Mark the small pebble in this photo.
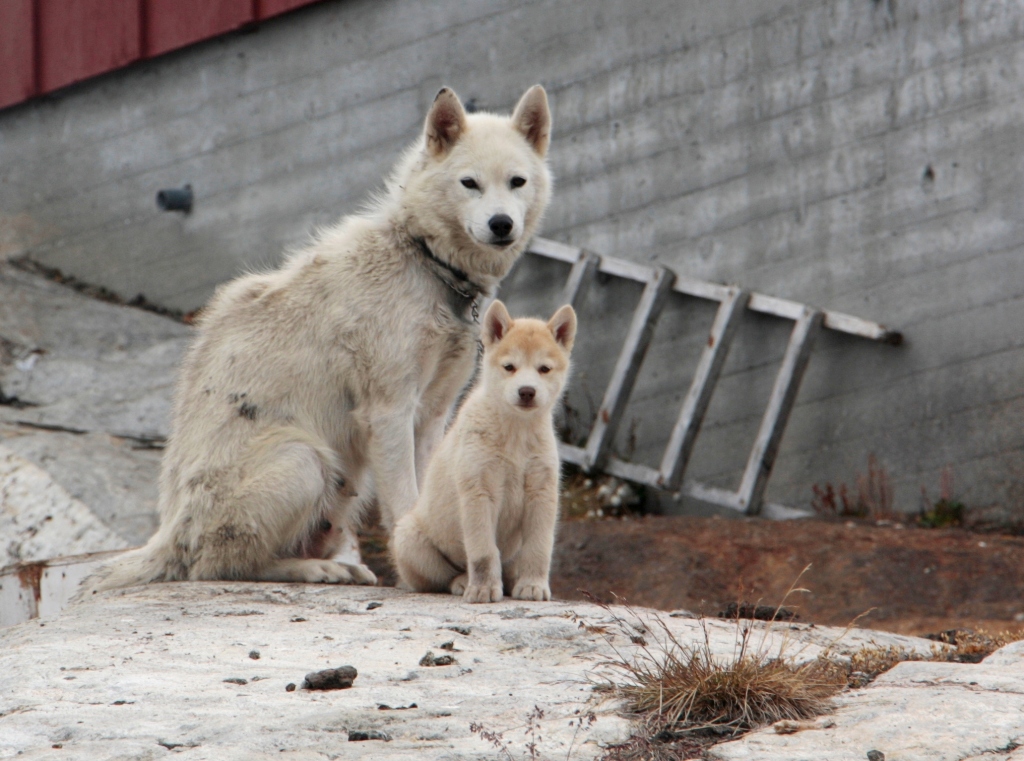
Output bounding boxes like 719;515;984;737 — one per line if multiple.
248;650;260;660
348;730;391;742
366;601;383;610
285;683;296;692
867;751;885;761
419;651;456;667
223;677;247;685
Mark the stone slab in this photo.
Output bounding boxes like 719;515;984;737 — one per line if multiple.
0;584;940;760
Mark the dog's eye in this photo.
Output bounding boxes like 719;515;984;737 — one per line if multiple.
461;178;479;190
538;365;551;374
510;176;527;188
503;363;515;373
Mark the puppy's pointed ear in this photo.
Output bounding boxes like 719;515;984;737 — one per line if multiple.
482;300;512;348
548;304;577;352
425;88;467;158
512;85;551;157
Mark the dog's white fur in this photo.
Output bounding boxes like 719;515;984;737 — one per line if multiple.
392;300;576;603
79;86;552;595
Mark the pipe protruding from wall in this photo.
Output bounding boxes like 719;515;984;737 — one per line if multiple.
156;185;193;213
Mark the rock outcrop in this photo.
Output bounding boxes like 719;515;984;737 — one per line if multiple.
6;583;1018;761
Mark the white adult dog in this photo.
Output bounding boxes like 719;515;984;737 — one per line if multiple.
80;85;552;595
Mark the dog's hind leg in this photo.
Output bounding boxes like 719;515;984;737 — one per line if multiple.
391;513;460;593
187;434;375;585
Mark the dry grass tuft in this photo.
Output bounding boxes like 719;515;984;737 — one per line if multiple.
609;635;845;735
942;628;1024;662
588;578;847;744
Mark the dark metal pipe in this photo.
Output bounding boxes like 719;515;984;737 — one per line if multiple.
156;185;193;213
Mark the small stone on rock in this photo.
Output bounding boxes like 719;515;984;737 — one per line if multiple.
223;677;247;685
366;601;382;610
248;650;260;660
867;751;885;761
285;683;296;692
302;666;358;690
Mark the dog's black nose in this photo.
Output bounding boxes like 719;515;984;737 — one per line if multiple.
518;386;536;403
489;214;514;238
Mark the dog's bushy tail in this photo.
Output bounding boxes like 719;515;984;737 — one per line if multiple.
72;545;171;602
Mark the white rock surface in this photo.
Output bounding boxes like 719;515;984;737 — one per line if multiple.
0;583;955;761
710;643;1024;761
0;444;128;567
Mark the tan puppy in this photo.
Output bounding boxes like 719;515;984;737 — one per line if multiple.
393;300;576;603
77;86;552;596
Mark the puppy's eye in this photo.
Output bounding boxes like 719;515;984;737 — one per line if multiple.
503;363;516;373
461;178;479;190
538;365;551;374
510;176;527;188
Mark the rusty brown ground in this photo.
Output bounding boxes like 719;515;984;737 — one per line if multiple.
362;514;1024;637
549;515;1024;636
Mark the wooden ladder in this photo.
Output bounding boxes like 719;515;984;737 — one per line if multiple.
501;237;902;519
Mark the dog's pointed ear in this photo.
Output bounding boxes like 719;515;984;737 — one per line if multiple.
425;87;467;158
548;304;576;352
512;85;551;157
482;300;512;348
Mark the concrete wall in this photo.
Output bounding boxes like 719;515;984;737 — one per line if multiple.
1;0;1023;515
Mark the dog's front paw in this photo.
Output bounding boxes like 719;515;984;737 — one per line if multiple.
512;579;550;601
345;562;378;586
463;581;503;604
302;559;377;585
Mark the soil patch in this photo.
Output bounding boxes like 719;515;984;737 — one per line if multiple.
548;515;1024;636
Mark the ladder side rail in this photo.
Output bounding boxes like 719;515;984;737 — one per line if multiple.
583;266;675;470
560;251;600;308
736;308;824;515
658;287;750;490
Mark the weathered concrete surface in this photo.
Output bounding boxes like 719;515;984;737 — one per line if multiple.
0;426;161;546
0;584;948;760
0;262;182;549
0;263;189;440
0;445;128;567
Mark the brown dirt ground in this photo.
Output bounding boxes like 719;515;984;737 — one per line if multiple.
362;514;1024;637
549;515;1024;636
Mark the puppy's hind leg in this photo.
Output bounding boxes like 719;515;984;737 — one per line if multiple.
391;514;460;593
188;434;375;585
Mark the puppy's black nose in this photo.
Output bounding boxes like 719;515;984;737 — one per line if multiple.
518;386;536;403
489;214;514;238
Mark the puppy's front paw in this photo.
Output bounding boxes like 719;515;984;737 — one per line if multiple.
450;573;468;596
512;579;550;601
463;581;503;604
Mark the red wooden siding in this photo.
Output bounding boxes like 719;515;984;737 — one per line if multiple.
146;0;254;57
0;0;327;110
0;0;35;108
257;0;321;17
38;0;142;93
